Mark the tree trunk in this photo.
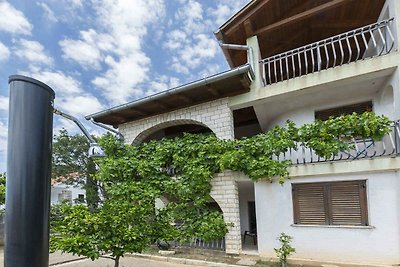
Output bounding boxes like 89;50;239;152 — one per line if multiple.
85;159;100;212
114;255;120;267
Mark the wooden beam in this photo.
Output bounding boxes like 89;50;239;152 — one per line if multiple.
254;0;348;36
129;107;148;116
310;21;367;30
224;0;272;35
263;27;308;57
155;100;171;110
206;85;220;97
176;94;192;103
107;114;127;125
240;76;251;88
243;19;254;36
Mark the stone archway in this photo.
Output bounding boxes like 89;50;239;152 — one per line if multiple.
132;119;210;145
118;98;235;145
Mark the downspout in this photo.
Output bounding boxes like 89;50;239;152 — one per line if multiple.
218;43;255;80
89;118;124;142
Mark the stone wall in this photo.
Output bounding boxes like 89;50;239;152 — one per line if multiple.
119;98;234;144
211;171;242;254
118;98;244;254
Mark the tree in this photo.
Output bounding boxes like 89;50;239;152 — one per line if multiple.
52;129;100;209
0;173;5;205
50;112;391;267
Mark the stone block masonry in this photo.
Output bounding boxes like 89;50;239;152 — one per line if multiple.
118;98;243;254
211;171;242;255
119;98;234;144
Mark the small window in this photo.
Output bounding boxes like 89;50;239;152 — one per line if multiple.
58;190;72;204
315;101;373;121
292;180;368;226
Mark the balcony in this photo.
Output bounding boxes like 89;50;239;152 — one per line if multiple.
274;121;400;166
260;18;396;86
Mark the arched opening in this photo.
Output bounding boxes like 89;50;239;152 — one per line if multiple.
155;195;226;251
143;124;212;143
133;119;213;145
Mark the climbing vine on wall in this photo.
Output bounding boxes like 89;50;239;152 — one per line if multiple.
96;111;390;238
51;112;390;265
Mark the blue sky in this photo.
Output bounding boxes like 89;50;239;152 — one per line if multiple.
0;0;250;172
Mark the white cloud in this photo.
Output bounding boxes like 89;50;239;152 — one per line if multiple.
209;1;249;27
89;0;165;104
0;120;6;173
175;0;204;34
37;2;58;23
0;42;10;62
15;39;53;66
0;96;9;112
67;0;83;8
0;1;32;35
146;75;180;96
57;94;103;117
58;0;166;105
166;32;219;74
164;30;186;50
0;120;8;155
208;4;232;26
59;29;105;69
24;69;104;117
161;0;250;79
28;70;82;95
181;34;218;67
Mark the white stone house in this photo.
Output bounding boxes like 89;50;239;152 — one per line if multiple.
87;0;400;265
50;183;86;205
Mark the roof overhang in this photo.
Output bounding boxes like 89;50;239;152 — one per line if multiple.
215;0;385;68
86;64;252;127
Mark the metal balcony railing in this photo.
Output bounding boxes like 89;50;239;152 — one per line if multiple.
274;120;400;165
172;237;225;251
261;18;396;86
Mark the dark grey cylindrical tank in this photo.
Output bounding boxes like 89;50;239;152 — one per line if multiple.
5;75;55;267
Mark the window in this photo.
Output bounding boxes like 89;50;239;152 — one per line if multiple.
292;180;368;226
58;189;72;204
315;101;373;121
78;194;85;202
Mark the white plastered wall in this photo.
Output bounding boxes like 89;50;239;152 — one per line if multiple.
255;171;400;265
266;71;398;130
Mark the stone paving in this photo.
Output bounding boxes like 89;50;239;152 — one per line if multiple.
50;256;190;267
0;249;251;267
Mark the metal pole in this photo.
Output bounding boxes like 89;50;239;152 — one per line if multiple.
5;75;55;267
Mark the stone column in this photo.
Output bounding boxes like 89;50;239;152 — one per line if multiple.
211;171;242;254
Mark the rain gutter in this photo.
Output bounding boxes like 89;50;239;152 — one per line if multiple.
85;64;252;122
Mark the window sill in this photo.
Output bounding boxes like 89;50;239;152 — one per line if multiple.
291;224;375;229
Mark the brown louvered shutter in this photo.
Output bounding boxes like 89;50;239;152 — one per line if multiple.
292;183;327;225
292;180;368;226
330;180;368;226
